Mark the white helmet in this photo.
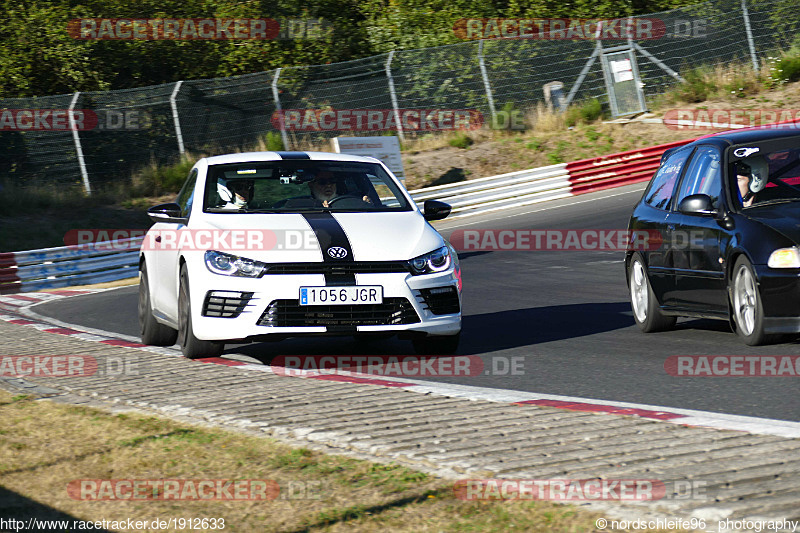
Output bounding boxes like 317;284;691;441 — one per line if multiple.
743;156;769;194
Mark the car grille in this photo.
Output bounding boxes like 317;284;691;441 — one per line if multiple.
259;262;409;275
416;287;460;315
257;298;420;327
202;291;255;318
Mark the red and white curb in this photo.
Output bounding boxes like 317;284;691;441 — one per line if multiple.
3;288;800;439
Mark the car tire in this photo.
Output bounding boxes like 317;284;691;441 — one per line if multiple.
731;256;771;346
412;332;460;355
138;261;178;346
628;253;676;333
179;264;224;359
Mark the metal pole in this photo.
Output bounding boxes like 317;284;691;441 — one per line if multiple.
565;47;600;107
633;43;685;83
741;0;759;72
385;51;405;143
169;80;185;154
68;92;92;195
271;68;291;150
478;40;497;125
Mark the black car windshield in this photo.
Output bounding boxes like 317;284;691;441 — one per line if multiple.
202;160;411;213
731;142;800;209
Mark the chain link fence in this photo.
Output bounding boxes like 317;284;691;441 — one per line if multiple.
0;0;796;192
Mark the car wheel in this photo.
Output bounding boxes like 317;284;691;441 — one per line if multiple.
179;264;224;359
412;332;460;355
731;257;770;346
138;261;178;346
628;253;676;333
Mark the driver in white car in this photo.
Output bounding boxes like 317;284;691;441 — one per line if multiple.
308;171;372;207
308;171;338;207
220;179;255;209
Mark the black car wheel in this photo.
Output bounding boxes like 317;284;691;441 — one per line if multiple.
179;264;224;359
731;256;770;346
138;261;178;346
628;253;676;333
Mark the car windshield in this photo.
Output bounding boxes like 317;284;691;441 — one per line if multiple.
202;160;411;213
731;141;800;209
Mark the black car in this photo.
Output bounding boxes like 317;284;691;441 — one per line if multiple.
626;127;800;345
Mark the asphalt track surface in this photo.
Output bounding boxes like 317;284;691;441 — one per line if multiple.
35;183;800;422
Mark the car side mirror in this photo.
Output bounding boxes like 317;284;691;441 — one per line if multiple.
423;200;452;221
678;194;716;216
147;203;187;224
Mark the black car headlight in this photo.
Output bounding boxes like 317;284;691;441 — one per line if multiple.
204;250;266;277
408;246;451;275
767;247;800;268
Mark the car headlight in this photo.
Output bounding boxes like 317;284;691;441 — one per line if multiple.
204;250;266;277
767;247;800;268
408;246;451;275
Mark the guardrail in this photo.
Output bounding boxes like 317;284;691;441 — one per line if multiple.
0;138;695;294
0;237;142;294
407;138;695;218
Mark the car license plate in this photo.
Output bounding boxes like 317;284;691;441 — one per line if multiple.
300;286;383;305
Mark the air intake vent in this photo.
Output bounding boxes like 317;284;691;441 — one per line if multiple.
202;291;254;318
417;287;460;315
257;298;420;327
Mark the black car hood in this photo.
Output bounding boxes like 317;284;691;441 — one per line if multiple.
745;202;800;244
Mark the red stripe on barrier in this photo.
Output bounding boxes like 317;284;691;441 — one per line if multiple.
43;327;83;335
45;290;90;296
565;139;697;195
565;139;693;173
515;399;686;420
306;374;412;387
572;172;657;195
197;357;247;366
569;159;661;182
0;252;16;269
8;319;36;325
7;295;41;302
101;339;147;348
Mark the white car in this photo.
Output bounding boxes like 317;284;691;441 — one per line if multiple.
138;151;462;359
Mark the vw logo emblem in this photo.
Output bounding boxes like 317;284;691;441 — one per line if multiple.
327;247;348;259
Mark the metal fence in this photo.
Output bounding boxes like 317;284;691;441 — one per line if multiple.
0;0;795;192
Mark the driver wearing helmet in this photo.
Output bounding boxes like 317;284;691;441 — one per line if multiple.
736;156;768;208
220;179;255;209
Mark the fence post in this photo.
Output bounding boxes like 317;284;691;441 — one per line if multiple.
169;81;186;155
741;0;759;72
478;40;497;125
271;68;291;150
385;51;405;143
68;92;92;195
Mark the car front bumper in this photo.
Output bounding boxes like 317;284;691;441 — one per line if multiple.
186;260;462;341
754;265;800;333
